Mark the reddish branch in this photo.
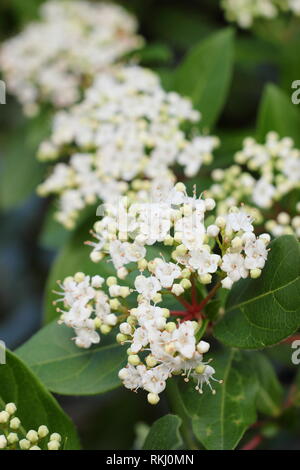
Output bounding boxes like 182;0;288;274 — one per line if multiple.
241;434;263;450
170;282;221;321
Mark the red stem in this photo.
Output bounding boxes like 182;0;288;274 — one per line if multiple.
197;282;221;312
241;434;263;450
282;334;300;344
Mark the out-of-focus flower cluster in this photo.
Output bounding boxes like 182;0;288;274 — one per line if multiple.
0;402;62;450
221;0;300;28
0;0;143;115
55;182;270;403
207;132;300;239
37;66;218;229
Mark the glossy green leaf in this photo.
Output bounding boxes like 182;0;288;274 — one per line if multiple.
1;110;51;209
143;414;183;450
256;84;300;146
173;28;234;129
214;236;300;349
17;321;126;396
0;349;80;449
178;348;258;450
251;352;284;417
43;215;115;323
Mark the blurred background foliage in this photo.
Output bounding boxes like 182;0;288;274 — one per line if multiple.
0;0;300;449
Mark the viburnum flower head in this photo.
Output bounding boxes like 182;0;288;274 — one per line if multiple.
0;0;143;115
55;182;270;403
37;65;219;228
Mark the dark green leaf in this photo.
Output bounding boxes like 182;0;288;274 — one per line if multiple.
214;236;300;349
1;110;51;209
17;321;126;396
251;352;284;417
143;414;183;450
43;215;115;323
178;348;258;450
0;349;80;449
256;84;300;146
173;28;235;129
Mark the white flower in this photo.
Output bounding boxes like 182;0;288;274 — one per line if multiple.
131;327;149;353
135;275;161;300
154;260;181;288
221;252;248;282
141;365;168;394
226;210;254;233
189;248;220;275
244;238;268;269
252;178;276;209
172;322;196;359
74;324;100;349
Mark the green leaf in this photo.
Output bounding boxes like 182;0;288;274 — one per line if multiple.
1;110;51;209
143;414;183;450
214;236;300;349
178;348;258;450
0;349;80;449
251;352;284;417
256;84;300;146
173;28;235;129
43;215;115;323
17;321;126;396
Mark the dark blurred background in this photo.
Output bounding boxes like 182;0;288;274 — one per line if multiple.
1;0;300;449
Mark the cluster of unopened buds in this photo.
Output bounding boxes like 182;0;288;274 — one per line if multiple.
0;0;143;115
206;132;300;240
0;403;62;450
37;65;218;228
221;0;300;28
55;182;270;403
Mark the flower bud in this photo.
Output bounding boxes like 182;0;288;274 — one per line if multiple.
120;322;132;335
118;368;129;380
152;293;162;304
19;439;31;450
146;355;157;368
38;425;49;439
5;403;17;415
47;440;60;450
120;286;131;298
50;433;61;442
117;267;128;279
147;393;160;405
197;340;210;354
165;322;176;333
90;251;103;263
107;276;117;286
195;364;206;374
26;430;38;443
0;411;10;424
205;198;216;211
116;333;128;344
137;258;148;271
10;417;21;430
216;216;226;228
207;224;219;237
74;272;85;283
180;279;192;289
199;274;212;285
7;432;18;444
29;445;41;450
0;435;7;449
221;277;233;289
128;355;140;366
100;324;112;334
109;298;120;310
250;268;262;279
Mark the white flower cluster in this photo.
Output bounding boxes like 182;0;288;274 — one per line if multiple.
221;0;300;28
266;203;300;239
207;132;300;239
54;272;126;348
0;0;142;115
37;66;218;228
55;182;270;402
0;402;62;450
88;182;270;289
